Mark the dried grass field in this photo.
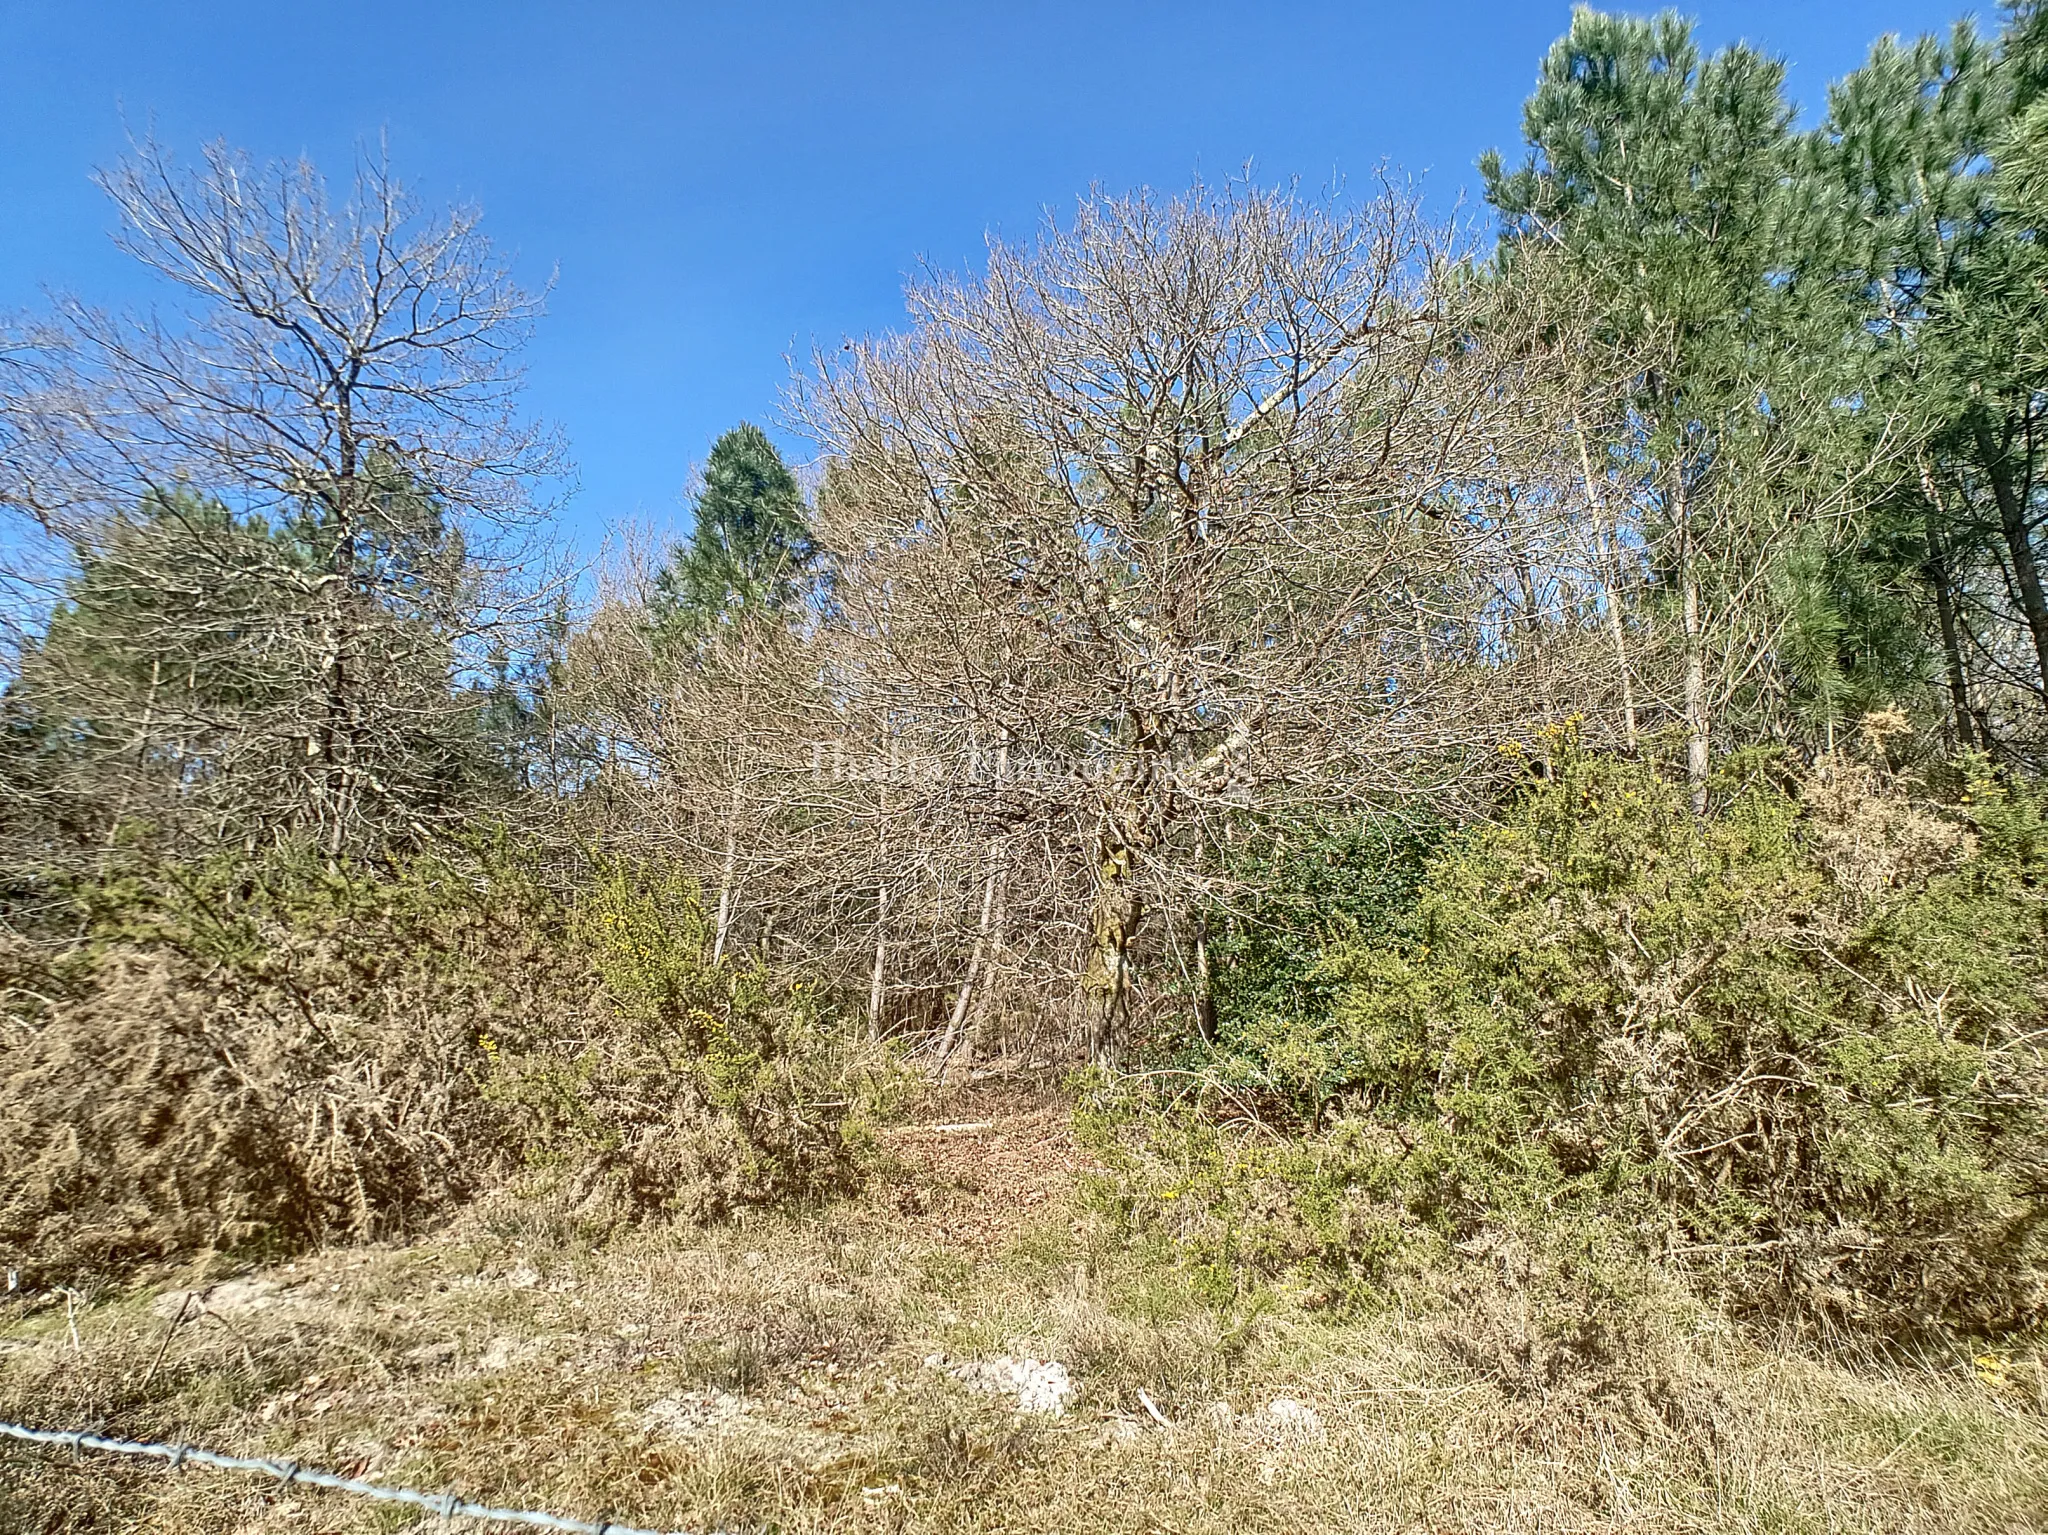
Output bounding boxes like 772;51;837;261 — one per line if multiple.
4;1079;2045;1535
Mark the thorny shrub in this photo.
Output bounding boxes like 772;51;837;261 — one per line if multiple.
0;842;876;1286
1;841;572;1283
1088;726;2048;1338
484;861;876;1226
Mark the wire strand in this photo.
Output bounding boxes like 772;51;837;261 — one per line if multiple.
0;1419;712;1535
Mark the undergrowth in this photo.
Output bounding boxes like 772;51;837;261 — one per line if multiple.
1086;727;2048;1339
0;839;881;1287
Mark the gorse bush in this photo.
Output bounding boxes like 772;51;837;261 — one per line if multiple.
1076;1092;1429;1309
0;843;875;1284
487;861;874;1224
0;840;575;1282
1090;731;2048;1335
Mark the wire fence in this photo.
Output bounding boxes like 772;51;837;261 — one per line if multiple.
0;1419;713;1535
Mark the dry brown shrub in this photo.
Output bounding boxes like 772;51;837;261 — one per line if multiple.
1431;1224;1727;1444
0;850;878;1289
539;1076;870;1232
0;938;507;1284
1802;733;1973;897
0;946;311;1274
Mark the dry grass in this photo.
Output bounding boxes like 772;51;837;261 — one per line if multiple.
4;1083;2045;1534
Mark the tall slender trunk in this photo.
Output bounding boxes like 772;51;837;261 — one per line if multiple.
1191;915;1217;1044
982;839;1010;1038
1575;418;1637;749
1929;532;1978;753
1972;417;2048;698
867;766;890;1043
867;878;888;1044
1675;469;1709;813
322;400;361;860
934;840;1002;1080
1919;459;1978;751
711;680;750;964
1410;587;1435;678
107;656;163;847
711;780;741;965
1513;556;1542;641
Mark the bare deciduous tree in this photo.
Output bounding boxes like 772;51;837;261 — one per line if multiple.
0;140;566;857
798;181;1570;1062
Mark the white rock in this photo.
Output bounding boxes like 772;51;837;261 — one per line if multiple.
949;1355;1075;1416
1259;1397;1325;1439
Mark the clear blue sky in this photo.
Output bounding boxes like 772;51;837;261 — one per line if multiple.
0;1;1977;553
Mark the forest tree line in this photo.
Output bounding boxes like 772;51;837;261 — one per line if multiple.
3;7;2047;1331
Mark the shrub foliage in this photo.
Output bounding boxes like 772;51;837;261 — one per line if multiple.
1089;734;2048;1334
0;843;872;1284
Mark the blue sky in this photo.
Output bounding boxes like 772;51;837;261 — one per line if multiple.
0;1;1977;553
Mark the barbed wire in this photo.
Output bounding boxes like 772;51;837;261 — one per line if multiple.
0;1419;712;1535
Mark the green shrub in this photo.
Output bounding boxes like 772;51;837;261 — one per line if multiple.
1095;733;2048;1335
1203;813;1442;1043
1076;1079;1433;1307
483;859;875;1225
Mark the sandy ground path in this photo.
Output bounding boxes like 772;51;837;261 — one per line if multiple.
879;1080;1095;1254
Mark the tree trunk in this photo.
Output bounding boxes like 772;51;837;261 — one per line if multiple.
867;878;888;1043
1081;825;1142;1067
867;763;890;1042
1973;416;2048;698
106;655;162;847
1675;469;1709;812
710;780;741;965
1513;555;1542;642
1575;418;1637;749
1920;462;1978;752
933;840;1002;1080
1191;914;1217;1044
321;403;362;861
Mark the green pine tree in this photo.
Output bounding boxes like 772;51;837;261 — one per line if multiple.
1484;7;1903;780
1810;6;2048;755
650;423;815;647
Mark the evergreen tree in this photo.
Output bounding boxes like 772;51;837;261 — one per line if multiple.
1802;22;2004;750
650;423;815;645
1485;7;1898;785
1811;7;2048;757
1;475;536;862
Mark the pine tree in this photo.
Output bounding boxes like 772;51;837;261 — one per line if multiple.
1802;22;2003;750
1486;7;1901;785
1811;7;2048;756
1;479;531;861
650;423;815;645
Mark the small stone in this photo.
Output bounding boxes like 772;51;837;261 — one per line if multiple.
1260;1397;1324;1439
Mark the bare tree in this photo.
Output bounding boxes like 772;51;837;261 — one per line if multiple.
0;139;566;857
798;181;1571;1063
